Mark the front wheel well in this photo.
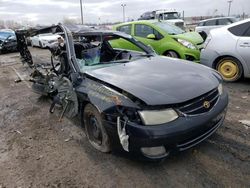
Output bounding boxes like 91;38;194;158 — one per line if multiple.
163;50;180;58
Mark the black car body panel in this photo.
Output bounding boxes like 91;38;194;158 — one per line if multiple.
16;24;229;160
86;56;221;105
103;92;227;154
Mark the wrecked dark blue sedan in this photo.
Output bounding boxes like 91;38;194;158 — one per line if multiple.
16;24;228;160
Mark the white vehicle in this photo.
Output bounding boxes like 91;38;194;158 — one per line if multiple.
195;17;236;40
138;9;185;29
155;10;185;29
201;18;250;82
30;33;61;48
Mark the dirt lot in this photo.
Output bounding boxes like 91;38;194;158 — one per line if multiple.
0;49;249;188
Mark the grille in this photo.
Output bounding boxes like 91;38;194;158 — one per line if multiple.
178;88;219;115
175;22;184;27
177;113;224;151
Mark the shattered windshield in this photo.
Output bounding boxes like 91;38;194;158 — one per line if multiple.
154;22;185;35
74;34;153;72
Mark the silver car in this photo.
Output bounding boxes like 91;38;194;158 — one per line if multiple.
201;18;250;82
195;17;236;40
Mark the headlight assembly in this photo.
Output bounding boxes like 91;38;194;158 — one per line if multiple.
177;39;196;50
138;109;178;125
218;83;223;95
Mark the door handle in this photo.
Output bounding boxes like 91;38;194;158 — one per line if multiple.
240;42;250;47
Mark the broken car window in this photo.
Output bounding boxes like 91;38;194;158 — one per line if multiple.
74;34;151;72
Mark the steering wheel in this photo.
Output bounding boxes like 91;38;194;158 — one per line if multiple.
112;50;128;61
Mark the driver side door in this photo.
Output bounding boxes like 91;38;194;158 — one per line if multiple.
133;24;163;54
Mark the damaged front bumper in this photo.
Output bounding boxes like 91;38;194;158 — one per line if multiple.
103;91;228;160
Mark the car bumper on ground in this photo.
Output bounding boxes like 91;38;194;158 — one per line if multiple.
104;91;228;160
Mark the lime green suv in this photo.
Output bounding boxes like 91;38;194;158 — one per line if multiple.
113;20;204;62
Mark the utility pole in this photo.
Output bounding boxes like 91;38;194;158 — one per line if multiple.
80;0;83;24
227;0;233;16
121;4;126;22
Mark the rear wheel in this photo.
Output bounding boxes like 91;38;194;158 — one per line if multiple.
216;57;243;82
83;104;111;153
164;51;179;58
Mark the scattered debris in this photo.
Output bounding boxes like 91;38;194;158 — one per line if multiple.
36;155;43;160
14;78;22;83
64;136;72;142
236;106;240;109
239;120;250;130
241;96;248;99
15;130;22;135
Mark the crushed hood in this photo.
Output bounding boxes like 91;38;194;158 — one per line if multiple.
86;56;220;106
172;32;204;45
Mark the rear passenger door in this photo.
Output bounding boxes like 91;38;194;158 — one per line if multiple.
133;24;163;53
236;23;250;71
229;21;250;72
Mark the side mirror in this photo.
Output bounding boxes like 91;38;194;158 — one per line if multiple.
146;34;156;40
178;13;181;18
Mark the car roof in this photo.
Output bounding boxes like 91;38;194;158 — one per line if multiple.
199;17;235;23
116;20;163;27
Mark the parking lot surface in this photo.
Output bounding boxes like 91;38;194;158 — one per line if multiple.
0;49;249;188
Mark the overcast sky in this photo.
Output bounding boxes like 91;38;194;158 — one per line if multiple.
0;0;249;25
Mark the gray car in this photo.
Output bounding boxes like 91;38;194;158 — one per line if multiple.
195;17;236;40
201;18;250;82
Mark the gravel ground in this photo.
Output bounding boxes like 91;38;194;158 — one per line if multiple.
0;49;249;188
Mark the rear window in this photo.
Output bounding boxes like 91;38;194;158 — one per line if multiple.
117;25;132;35
228;22;250;36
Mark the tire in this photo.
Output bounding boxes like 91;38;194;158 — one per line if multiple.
83;104;111;153
164;51;179;58
216;57;243;82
